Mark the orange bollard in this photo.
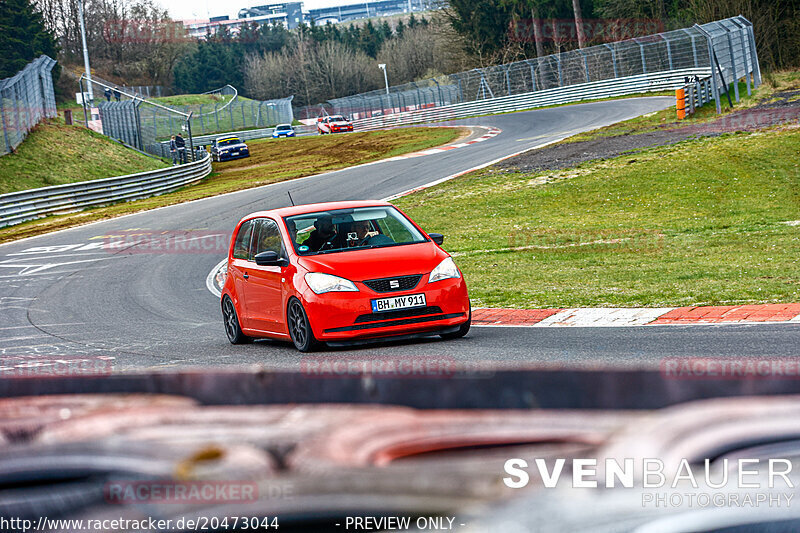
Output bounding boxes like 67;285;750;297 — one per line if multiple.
676;88;686;119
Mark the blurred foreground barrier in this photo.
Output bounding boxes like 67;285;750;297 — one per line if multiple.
3;366;800;409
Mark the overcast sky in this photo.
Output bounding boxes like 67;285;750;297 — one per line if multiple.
167;0;365;21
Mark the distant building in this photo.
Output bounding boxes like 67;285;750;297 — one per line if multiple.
239;2;303;28
182;0;436;39
306;0;431;25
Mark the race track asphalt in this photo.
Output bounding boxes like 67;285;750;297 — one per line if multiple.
1;96;797;372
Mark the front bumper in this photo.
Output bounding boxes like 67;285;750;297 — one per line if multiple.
302;275;469;341
217;150;249;161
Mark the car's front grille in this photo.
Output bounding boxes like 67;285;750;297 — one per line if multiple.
354;306;443;324
363;274;422;293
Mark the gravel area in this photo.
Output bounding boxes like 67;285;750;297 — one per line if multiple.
498;90;800;173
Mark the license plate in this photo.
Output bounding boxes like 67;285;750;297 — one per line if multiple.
230;151;239;155
371;293;426;313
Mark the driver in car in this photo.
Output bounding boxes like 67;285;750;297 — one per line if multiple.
352;220;394;247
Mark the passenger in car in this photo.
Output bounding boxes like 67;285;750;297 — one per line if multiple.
306;218;338;251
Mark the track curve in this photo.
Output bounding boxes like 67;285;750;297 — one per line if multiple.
2;97;797;372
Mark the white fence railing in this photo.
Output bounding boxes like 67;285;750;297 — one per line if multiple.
0;154;212;228
351;69;711;131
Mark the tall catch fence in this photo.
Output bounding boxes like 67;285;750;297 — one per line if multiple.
299;16;757;123
80;75;294;159
0;56;58;156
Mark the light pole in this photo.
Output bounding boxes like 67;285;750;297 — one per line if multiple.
78;0;93;102
378;63;389;95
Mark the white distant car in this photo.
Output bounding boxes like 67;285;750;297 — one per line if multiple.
272;124;296;138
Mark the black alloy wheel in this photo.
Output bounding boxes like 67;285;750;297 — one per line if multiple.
222;296;251;344
287;298;320;352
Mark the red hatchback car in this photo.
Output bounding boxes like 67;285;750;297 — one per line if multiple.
221;201;471;351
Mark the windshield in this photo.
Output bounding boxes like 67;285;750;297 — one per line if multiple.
284;206;426;255
329;115;345;122
276;124;292;130
217;137;241;146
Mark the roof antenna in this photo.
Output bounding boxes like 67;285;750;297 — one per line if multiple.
287;191;295;206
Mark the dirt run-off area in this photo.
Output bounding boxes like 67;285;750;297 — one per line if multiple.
498;89;800;173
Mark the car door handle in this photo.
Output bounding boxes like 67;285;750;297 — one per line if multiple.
243;273;249;279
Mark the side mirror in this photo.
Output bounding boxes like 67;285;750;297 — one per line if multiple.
428;233;444;245
254;250;285;266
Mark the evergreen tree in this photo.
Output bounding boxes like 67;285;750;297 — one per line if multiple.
0;0;59;78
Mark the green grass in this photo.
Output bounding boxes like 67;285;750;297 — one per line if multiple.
395;127;800;308
0;127;464;243
0;119;167;195
152;93;242;107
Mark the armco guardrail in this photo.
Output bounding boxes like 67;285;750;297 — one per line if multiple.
351;68;711;131
0;154;212;228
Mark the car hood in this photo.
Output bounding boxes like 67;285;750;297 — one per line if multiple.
330;121;351;126
296;242;446;281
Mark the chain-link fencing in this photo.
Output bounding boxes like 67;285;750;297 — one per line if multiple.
301;16;757;122
80;75;295;160
0;56;58;156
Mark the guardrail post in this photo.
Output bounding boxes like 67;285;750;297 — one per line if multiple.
526;60;537;91
432;78;444;106
187;113;195;162
604;44;618;78
579;49;589;82
694;24;722;114
664;35;673;70
681;29;699;68
729;19;751;96
504;65;512;96
79;78;89;130
556;55;563;86
724;25;740;102
634;38;647;74
13;83;23;145
134;99;144;151
739;17;761;88
0;95;11;154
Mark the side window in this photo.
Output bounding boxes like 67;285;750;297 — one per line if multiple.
233;220;254;260
252;218;282;258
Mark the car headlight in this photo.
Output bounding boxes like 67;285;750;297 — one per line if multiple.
428;257;461;283
305;272;359;294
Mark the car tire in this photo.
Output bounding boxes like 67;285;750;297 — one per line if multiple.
287;298;320;352
441;305;471;340
222;296;252;344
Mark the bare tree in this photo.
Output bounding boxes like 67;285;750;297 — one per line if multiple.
571;0;586;48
